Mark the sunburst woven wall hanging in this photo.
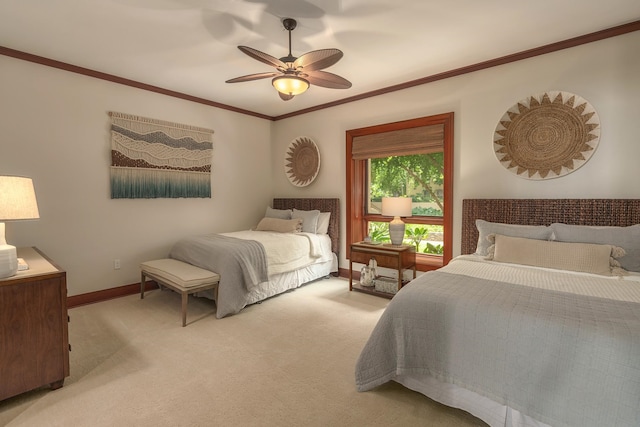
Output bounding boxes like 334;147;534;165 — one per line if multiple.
493;91;600;180
284;136;320;187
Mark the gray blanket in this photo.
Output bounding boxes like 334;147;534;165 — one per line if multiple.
355;271;640;427
169;233;268;318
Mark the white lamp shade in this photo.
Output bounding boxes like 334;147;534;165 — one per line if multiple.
0;176;40;277
0;176;40;221
381;197;412;218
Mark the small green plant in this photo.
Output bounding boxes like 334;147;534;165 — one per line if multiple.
423;242;444;255
405;226;429;251
368;222;390;242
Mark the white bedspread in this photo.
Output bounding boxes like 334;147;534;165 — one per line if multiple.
222;230;332;275
355;256;640;427
444;254;640;302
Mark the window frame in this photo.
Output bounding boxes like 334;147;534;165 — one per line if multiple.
346;112;454;271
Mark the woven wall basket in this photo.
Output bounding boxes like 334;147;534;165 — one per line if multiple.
493;91;600;180
284;136;320;187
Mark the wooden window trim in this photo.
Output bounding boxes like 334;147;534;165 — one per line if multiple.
346;113;454;271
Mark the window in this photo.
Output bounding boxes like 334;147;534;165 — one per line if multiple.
346;113;453;270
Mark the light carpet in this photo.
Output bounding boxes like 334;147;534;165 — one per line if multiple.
0;277;487;427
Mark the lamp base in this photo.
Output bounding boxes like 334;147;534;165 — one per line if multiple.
0;244;18;278
388;217;405;246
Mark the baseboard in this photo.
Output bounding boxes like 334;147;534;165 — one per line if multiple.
69;271;351;309
67;281;159;308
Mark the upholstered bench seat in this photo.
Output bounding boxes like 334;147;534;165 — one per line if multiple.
140;259;220;327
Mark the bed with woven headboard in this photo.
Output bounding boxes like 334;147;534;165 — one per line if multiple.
169;198;340;318
461;198;640;255
356;199;640;427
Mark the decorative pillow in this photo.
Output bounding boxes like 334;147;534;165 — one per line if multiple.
486;234;627;276
265;206;292;220
316;212;331;235
292;208;321;233
255;217;302;233
550;223;640;273
475;219;553;256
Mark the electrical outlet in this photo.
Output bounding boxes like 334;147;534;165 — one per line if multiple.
114;259;121;270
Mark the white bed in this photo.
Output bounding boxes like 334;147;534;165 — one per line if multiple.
169;198;340;318
355;198;640;427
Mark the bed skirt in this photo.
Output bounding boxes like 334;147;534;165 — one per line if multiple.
396;374;551;427
194;254;337;310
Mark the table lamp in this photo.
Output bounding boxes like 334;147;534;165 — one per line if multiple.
0;176;40;278
382;197;412;246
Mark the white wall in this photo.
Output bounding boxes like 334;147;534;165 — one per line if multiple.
1;56;273;296
271;31;640;264
2;31;638;296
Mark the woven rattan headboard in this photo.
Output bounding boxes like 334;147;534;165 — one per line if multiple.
272;198;340;259
462;199;640;255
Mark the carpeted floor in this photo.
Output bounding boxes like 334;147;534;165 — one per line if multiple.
0;277;487;427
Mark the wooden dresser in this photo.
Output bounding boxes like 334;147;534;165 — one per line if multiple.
0;247;69;401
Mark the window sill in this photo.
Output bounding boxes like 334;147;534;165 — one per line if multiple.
416;254;443;272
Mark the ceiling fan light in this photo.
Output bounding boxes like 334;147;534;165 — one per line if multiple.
272;75;309;96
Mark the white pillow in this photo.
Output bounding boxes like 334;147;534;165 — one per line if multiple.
487;234;627;276
292;209;320;233
265;206;292;220
475;219;553;256
316;212;331;235
550;223;640;273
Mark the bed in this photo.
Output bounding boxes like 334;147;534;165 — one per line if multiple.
169;198;339;318
355;199;640;427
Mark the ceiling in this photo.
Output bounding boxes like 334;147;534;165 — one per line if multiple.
1;1;639;119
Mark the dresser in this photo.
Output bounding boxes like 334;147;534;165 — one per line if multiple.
0;247;69;401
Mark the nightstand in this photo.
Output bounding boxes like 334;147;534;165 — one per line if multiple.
349;242;416;298
0;247;69;401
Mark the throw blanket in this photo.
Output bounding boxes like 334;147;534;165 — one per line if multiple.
355;261;640;427
169;234;268;318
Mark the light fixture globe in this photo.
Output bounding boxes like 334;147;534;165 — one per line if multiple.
272;75;309;96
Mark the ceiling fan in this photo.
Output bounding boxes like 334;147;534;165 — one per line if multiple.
225;18;352;101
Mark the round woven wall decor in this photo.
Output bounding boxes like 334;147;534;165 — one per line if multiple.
493;91;600;180
284;136;320;187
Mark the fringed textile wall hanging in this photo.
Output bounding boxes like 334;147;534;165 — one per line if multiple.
109;112;214;199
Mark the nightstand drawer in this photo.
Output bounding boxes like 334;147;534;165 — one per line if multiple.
351;250;398;268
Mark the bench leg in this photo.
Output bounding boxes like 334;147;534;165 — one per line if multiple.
181;292;188;327
141;272;146;299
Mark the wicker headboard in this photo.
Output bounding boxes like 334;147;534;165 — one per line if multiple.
272;198;340;259
462;199;640;255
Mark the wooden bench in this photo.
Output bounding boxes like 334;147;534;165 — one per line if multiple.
140;259;220;327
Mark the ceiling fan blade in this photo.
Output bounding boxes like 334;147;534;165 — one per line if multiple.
306;71;352;89
237;46;286;69
226;72;280;83
293;49;343;72
278;92;295;101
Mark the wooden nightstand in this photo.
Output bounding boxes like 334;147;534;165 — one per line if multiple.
349;242;416;299
0;247;69;401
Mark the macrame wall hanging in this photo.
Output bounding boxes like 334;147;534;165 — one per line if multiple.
109;112;214;198
493;91;600;180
